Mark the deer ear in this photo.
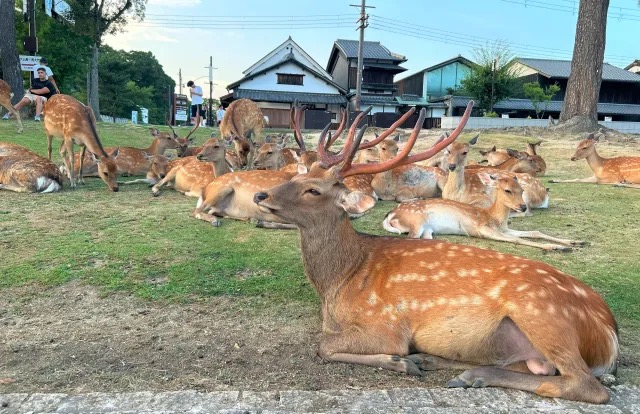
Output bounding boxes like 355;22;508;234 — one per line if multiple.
468;134;479;146
338;191;376;215
143;152;153;160
506;148;520;158
297;163;308;175
264;136;272;144
89;151;100;163
149;128;159;136
491;145;497;152
111;147;120;158
477;172;498;187
393;134;400;142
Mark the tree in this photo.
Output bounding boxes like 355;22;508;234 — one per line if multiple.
64;0;146;117
558;0;609;131
0;0;24;104
523;82;561;119
459;41;520;114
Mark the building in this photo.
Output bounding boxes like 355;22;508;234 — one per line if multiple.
625;60;640;74
326;39;407;113
221;37;347;128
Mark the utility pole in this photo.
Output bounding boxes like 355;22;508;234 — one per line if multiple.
489;58;497;113
27;0;37;55
178;68;183;95
205;57;218;127
350;0;374;113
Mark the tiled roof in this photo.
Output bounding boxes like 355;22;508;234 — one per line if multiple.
234;89;346;105
335;39;406;62
363;62;407;73
359;95;401;106
396;94;428;105
517;58;640;82
443;96;640;116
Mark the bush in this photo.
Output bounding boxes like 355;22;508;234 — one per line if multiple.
484;111;499;118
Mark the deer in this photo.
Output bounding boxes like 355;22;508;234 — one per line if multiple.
119;153;172;186
469;149;541;175
150;138;233;197
479;142;546;176
166;123;200;157
252;101;618;404
383;173;580;250
62;127;182;180
0;80;23;133
550;133;640;188
43;94;119;191
0;142;62;193
525;140;547;176
219;98;265;168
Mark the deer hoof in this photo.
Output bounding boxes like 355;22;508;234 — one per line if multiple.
151;190;160;197
210;220;222;227
446;377;471;389
571;240;588;246
255;220;265;228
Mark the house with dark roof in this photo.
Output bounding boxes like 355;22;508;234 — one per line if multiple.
625;60;640;74
221;37;347;128
394;55;476;116
326;39;407;113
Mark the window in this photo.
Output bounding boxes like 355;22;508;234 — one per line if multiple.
277;73;304;85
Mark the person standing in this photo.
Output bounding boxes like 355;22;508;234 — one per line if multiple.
187;80;203;126
216;105;225;127
32;57;60;94
4;67;55;121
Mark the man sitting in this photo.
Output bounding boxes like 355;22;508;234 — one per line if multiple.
3;67;56;121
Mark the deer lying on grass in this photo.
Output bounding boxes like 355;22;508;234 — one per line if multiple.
219;98;265;168
480;142;546;176
550;133;640;188
383;173;579;250
151;138;233;197
43;94;119;191
0;142;62;192
0;80;23;133
253;101;618;404
119;154;171;186
63;127;181;180
470;149;541;175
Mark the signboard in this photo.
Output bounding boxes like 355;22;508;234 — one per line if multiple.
131;110;138;125
174;93;188;122
45;0;53;16
604;116;612;122
20;55;41;72
140;107;149;124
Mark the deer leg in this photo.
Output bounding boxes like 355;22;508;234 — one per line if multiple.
1;101;23;133
151;167;180;196
255;221;297;229
192;186;234;226
477;228;571;251
614;183;640;189
0;183;28;193
407;355;546;374
60;139;76;189
318;330;421;376
78;146;86;185
550;176;597;184
504;229;586;247
46;133;54;160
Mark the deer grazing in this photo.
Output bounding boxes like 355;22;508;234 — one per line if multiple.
151;138;233;197
0;142;62;193
0;80;23;133
383;173;581;250
43;94;119;191
253;101;618;404
550;133;640;188
219;98;265;168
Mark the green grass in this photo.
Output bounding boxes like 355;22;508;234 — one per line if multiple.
1;120;639;382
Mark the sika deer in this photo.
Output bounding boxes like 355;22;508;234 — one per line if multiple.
253;101;618;404
0;142;62;192
525;140;547;176
43;94;119;191
550;133;640;188
119;153;172;186
219;98;265;168
383;173;579;250
0;80;23;133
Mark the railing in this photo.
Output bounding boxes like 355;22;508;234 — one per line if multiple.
100;115;130;124
362;82;398;91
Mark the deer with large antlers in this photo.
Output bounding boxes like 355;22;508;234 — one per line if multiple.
219;99;265;168
550;133;640;188
0;80;23;133
43;94;119;191
253;101;618;404
383;173;580;250
151;138;233;197
0;142;62;193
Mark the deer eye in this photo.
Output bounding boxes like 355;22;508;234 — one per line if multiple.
103;172;109;177
504;189;512;194
462;151;468;155
267;151;273;155
305;188;321;196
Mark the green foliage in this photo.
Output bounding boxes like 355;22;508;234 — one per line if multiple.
523;82;561;119
64;0;146;44
459;41;520;113
483;111;498;118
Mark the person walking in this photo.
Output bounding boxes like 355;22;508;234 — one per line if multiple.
187;80;203;126
216;105;225;127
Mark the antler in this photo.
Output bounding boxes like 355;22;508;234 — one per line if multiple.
318;107;372;168
338;101;474;178
325;108;348;150
167;123;179;139
184;122;200;141
290;101;308;151
357;108;417;150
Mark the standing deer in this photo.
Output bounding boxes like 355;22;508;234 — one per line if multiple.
550;133;640;188
253;102;618;404
219;99;265;168
0;142;62;193
43;94;119;191
0;80;23;133
383;173;579;250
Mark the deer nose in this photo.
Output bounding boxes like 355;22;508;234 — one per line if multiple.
196;154;204;160
448;164;456;171
112;186;119;192
520;204;527;212
254;192;269;203
159;174;166;179
570;157;577;161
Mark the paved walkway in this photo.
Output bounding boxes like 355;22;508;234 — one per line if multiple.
1;386;639;413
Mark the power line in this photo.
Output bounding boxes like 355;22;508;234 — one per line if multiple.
500;0;640;22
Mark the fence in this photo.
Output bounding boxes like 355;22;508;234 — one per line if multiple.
441;117;640;134
100;115;130;124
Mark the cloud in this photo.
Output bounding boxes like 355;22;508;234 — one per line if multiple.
147;0;200;7
105;26;179;50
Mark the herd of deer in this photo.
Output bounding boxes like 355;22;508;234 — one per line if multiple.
3;77;640;404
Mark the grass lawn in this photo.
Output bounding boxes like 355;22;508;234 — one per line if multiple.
0;119;639;390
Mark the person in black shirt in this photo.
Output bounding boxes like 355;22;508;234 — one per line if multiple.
6;67;56;121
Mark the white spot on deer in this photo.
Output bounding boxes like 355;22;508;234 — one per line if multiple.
537;290;548;298
435;243;444;250
483;268;492;273
509;268;522;275
450;245;459;250
462;247;472;253
526;302;535;312
487;280;508;299
410;299;419;310
457;296;469;305
421;300;434;311
547;304;556;315
415;248;432;253
446;251;457;258
504;301;517;312
573;285;588;297
471;295;483;305
432;270;448;281
457;269;469;277
368;292;378;306
516;283;529;292
557;285;569;293
562;308;570;318
365;310;374;316
436;297;447;306
533;308;541;316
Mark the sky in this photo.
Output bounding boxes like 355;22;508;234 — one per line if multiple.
105;0;639;100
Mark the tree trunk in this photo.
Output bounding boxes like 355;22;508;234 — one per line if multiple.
0;0;25;104
558;0;609;132
88;43;100;117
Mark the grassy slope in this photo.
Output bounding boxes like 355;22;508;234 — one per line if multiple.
1;120;639;382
